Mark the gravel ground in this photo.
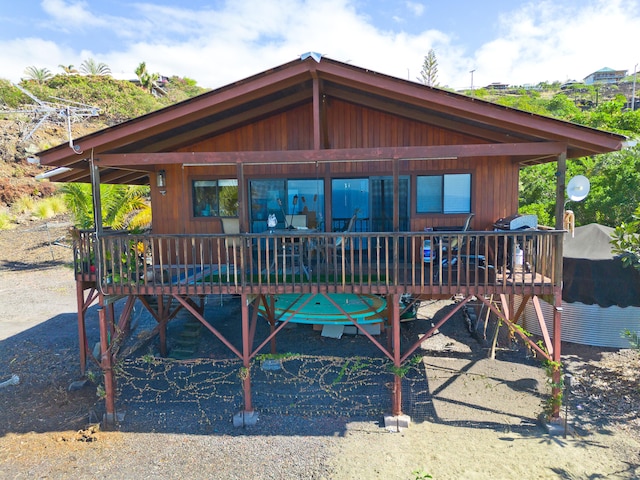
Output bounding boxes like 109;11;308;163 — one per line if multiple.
1;218;639;479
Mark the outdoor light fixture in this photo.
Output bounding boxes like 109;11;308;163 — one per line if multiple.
156;169;167;195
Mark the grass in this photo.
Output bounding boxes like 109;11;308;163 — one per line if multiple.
0;212;15;230
11;195;35;215
33;195;68;219
10;194;68;220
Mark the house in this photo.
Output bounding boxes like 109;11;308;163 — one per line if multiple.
484;82;510;90
36;54;624;427
583;67;627;85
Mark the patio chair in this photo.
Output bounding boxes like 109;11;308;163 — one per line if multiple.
437;212;474;254
220;217;241;275
290;214;308;228
318;209;359;271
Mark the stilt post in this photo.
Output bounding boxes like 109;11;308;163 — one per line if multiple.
98;305;116;427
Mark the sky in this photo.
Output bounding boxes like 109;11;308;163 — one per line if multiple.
0;0;638;91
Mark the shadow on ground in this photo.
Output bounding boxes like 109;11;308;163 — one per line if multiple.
0;294;608;440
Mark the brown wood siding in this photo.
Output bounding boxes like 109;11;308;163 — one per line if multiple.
152;157;518;236
152;97;518;235
183;103;314;152
324;98;483;149
407;156;519;231
152;164;238;236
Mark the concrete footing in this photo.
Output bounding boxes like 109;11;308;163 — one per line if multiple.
384;414;411;432
233;410;259;428
538;414;575;437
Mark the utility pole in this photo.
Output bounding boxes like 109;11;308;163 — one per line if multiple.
632;63;638;111
470;69;476;94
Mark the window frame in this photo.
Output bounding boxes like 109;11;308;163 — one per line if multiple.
416;173;472;214
191;178;238;218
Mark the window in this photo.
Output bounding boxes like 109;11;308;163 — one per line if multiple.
416;173;471;214
249;179;324;232
192;179;238;217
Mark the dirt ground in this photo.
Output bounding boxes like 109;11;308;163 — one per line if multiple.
1;218;639;479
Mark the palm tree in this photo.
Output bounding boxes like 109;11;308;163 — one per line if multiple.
62;183;151;230
59;64;79;75
80;58;111;76
23;66;53;83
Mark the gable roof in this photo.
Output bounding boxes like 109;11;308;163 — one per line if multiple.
36;55;625;184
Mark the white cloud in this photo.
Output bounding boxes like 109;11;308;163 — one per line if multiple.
40;0;111;31
405;2;425;17
469;0;640;87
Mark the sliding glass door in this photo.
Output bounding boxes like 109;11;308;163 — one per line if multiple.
331;176;409;233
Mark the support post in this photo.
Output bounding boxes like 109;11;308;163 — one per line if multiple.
76;282;88;374
384;293;411;430
555;152;567;230
157;295;168;357
551;287;563;418
234;293;258;427
551;224;564;418
98;305;116;427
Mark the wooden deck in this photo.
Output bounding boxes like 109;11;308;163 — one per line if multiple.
74;229;562;298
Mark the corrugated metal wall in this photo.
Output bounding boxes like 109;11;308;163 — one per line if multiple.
519;296;640;348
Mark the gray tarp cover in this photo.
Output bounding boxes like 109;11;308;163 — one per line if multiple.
563;223;640;307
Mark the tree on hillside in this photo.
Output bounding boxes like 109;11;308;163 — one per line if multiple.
59;64;79;75
519;144;640;228
23;66;53;83
80;58;111;76
417;49;438;87
135;62;159;93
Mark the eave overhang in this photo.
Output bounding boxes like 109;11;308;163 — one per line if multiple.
35;56;626;184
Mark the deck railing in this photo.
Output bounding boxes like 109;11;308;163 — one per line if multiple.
75;229;563;297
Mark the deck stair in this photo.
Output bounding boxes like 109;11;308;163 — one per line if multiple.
169;318;203;359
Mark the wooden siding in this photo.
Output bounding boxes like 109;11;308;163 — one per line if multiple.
184;102;314;152
151;97;520;237
324;97;486;149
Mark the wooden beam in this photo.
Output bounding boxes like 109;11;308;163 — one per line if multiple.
555;152;567;230
97;142;569;167
311;67;321;150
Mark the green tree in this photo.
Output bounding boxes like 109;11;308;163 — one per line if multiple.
520;146;640;228
546;93;585;122
62;183;151;229
135;61;159;92
417;49;438;87
611;204;640;271
80;58;111;76
23;66;53;83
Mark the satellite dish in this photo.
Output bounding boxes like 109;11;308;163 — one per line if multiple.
567;175;590;202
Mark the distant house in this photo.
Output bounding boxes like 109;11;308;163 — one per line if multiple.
560;80;584;90
485;82;510;90
583;67;627;85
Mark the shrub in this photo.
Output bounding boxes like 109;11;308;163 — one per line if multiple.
0;211;15;230
11;195;35;214
33;195;68;219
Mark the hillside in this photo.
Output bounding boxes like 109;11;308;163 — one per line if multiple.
0;74;206;207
